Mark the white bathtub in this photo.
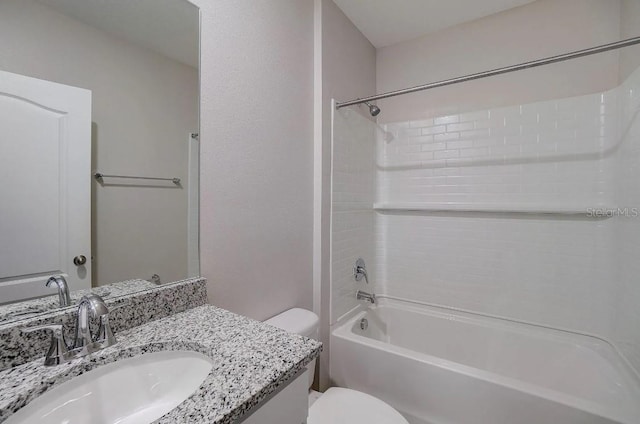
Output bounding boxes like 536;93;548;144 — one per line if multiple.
330;298;640;424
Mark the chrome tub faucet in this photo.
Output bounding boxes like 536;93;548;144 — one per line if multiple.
356;290;376;305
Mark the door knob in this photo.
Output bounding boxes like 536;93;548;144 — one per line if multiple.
73;255;87;266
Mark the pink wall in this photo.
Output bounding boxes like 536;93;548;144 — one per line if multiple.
619;0;640;81
376;0;622;123
318;0;376;389
196;0;314;321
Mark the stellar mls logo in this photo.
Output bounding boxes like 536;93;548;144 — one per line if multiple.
586;207;640;217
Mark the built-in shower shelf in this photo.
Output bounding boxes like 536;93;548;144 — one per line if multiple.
373;203;616;216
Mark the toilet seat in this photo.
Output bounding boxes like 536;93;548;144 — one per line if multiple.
308;387;409;424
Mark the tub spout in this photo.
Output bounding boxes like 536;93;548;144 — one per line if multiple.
356;290;376;304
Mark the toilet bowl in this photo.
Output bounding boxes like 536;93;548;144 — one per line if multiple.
265;308;409;424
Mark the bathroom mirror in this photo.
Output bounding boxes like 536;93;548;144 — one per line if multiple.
0;0;200;321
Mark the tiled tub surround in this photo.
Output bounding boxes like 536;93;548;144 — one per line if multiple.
378;89;619;209
613;61;640;374
330;67;640;376
0;305;322;423
371;67;640;361
331;108;376;324
0;277;207;370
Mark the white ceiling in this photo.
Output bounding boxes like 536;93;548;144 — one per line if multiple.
37;0;199;68
332;0;537;48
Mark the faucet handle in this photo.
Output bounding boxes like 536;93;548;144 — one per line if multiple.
95;300;129;348
22;323;71;366
96;314;116;348
353;258;369;284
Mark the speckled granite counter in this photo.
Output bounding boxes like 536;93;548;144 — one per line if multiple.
0;304;322;423
0;277;207;370
0;279;157;326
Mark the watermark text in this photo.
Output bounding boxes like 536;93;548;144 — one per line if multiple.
586;207;639;218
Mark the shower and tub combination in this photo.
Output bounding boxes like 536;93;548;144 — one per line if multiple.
332;299;640;424
329;35;640;424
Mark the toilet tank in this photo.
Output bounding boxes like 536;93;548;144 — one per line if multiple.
265;308;319;388
265;308;319;339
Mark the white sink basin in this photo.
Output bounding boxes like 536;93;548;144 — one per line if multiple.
6;350;213;424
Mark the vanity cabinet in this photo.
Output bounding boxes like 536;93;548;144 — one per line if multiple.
241;371;309;424
0;297;320;423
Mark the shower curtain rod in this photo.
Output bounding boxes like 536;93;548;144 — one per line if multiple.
335;36;640;109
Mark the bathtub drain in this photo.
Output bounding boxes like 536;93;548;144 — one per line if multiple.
360;318;368;331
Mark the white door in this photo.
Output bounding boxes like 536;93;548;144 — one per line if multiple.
0;70;92;303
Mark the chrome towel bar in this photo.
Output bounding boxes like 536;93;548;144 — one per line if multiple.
94;172;180;185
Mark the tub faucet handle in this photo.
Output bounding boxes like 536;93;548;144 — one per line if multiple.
354;258;369;284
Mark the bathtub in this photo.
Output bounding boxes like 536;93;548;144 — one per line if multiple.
330;298;640;424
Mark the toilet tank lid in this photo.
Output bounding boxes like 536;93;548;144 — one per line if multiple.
264;308;319;336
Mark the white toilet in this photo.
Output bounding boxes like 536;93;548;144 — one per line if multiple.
265;308;409;424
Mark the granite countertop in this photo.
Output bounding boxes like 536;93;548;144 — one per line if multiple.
0;305;322;423
0;279;157;326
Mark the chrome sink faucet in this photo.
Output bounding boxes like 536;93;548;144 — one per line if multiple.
22;294;123;366
356;290;376;305
74;294;112;353
46;275;72;307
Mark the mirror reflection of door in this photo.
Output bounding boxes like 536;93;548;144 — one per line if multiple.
0;70;92;303
0;0;199;309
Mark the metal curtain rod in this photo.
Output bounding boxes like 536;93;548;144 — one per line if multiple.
336;36;640;109
94;172;181;185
